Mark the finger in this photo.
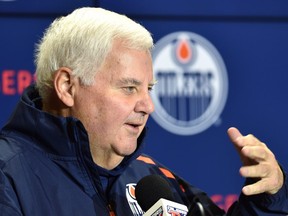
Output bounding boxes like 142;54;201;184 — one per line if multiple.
241;135;266;148
228;127;266;148
242;173;283;195
242;180;268;195
227;127;254;150
240;144;275;168
227;127;246;153
227;127;243;143
241;145;269;162
239;164;269;178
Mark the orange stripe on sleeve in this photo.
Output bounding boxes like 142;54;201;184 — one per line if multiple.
137;156;175;179
137;155;156;165
159;167;175;179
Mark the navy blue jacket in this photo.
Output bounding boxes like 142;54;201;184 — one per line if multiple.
0;85;288;215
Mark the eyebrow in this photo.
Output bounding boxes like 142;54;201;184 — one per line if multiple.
117;78;157;87
118;78;141;86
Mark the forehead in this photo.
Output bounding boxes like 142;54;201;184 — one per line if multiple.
99;44;154;83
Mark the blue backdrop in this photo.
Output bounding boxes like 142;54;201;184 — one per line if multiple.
1;0;288;211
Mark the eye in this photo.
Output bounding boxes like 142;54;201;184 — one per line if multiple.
123;86;136;94
148;85;154;92
148;80;157;92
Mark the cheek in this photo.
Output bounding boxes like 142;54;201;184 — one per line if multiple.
98;101;136;135
103;103;127;125
77;92;134;133
73;96;103;130
91;99;125;128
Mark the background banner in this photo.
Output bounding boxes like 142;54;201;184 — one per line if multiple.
1;0;288;211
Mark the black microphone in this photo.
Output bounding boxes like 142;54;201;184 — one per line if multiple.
135;174;174;212
135;174;207;216
135;174;188;215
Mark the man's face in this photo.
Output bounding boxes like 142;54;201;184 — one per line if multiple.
72;41;155;167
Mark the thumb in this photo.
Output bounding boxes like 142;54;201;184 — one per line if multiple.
227;127;243;145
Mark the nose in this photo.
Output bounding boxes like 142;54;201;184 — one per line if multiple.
135;92;155;115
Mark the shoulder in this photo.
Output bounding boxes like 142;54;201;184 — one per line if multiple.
0;135;29;168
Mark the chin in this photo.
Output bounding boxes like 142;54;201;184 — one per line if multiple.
123;142;138;156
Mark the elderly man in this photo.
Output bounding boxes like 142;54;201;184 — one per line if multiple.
0;7;287;215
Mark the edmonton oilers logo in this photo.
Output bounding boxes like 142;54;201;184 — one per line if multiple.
151;32;228;135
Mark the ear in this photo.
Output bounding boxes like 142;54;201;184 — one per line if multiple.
54;67;76;107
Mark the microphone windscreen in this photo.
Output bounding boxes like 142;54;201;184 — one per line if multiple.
135;174;174;212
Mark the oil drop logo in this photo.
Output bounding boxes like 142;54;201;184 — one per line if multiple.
151;32;228;135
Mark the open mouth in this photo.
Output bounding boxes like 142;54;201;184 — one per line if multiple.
125;123;142;133
127;123;140;128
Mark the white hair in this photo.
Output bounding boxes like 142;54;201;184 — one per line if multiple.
35;7;153;98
